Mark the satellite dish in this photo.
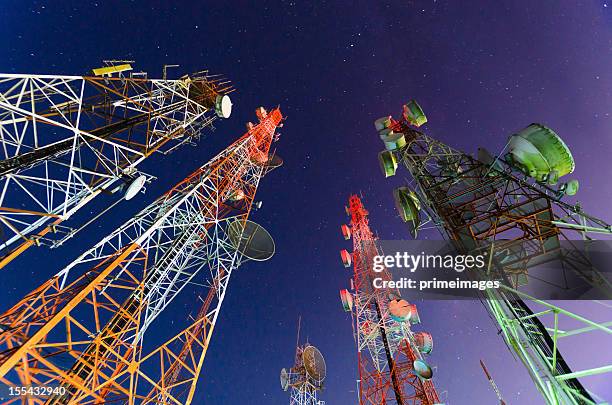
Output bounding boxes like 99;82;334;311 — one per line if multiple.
227;220;275;261
280;368;289;391
124;175;147;200
264;153;284;174
413;359;433;380
302;345;326;383
215;94;233;119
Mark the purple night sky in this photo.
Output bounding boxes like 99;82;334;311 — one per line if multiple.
0;1;611;403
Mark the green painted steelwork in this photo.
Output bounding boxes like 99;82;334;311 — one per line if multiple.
403;100;427;127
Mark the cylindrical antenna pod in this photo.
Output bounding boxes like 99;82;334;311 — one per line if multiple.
413;359;433;380
389;298;412;323
340;289;353;312
340;249;352;267
413;332;434;354
341;224;351;240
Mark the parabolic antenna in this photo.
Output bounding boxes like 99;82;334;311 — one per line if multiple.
280;368;289;391
413;359;433;380
227;220;275;261
302;345;326;383
264;153;284;174
215;94;233;119
393;187;421;238
124;175;147;201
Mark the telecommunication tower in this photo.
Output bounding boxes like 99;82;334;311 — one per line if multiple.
480;359;507;405
280;319;326;405
375;100;612;404
0;61;234;269
338;195;441;405
0;107;283;404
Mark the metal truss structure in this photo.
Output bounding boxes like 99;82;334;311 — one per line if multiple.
381;109;612;404
286;344;325;405
0;65;233;268
340;195;441;405
0;107;283;404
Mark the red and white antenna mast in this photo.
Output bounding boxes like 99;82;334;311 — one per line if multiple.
0;107;282;404
480;359;507;405
339;195;442;404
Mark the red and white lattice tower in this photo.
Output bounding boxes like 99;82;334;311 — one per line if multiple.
0;107;282;404
339;195;442;405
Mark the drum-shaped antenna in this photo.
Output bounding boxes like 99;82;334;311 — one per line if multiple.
413;359;433;380
302;345;326;383
227;220;275;261
280;368;289;391
215;94;233;119
413;332;434;354
389;298;412;322
340;289;353;312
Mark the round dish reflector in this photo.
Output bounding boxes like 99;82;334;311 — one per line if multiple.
124;175;147;200
227;220;275;261
302;345;326;383
215;94;233;118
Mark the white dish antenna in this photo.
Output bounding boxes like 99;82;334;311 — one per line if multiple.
124;175;147;200
215;94;233;119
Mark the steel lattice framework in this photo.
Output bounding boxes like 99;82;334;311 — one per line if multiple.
286;344;324;405
381;109;612;404
341;195;441;405
0;67;233;268
0;107;283;404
